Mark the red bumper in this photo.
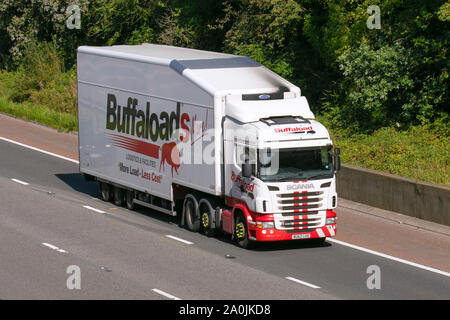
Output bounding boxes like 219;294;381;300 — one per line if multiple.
250;223;336;242
247;210;337;242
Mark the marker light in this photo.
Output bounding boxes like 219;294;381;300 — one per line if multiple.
256;221;275;229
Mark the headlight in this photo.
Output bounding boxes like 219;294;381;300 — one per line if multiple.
256;221;275;229
326;217;337;225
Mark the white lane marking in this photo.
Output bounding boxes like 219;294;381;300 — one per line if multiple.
83;205;106;214
42;242;68;254
285;276;321;289
0;136;79;164
328;238;450;278
11;178;29;185
152;288;181;300
165;235;193;245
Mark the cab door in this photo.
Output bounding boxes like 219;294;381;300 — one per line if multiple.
223;119;257;204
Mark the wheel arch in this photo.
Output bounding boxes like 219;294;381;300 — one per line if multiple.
231;203;252;236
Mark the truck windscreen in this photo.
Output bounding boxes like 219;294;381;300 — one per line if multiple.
257;147;333;182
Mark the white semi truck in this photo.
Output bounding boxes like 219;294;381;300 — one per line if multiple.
77;44;340;248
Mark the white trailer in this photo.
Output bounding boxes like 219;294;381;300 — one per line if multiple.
77;44;340;248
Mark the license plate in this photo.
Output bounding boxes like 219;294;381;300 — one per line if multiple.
292;234;310;240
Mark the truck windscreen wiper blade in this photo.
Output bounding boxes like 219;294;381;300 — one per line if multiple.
275;175;305;182
304;173;333;180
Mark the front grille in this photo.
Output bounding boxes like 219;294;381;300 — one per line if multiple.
281;211;318;217
276;191;323;212
281;217;321;229
277;191;322;198
278;204;321;210
278;197;322;204
272;189;325;230
274;214;324;231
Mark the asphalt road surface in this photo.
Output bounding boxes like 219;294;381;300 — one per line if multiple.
0;117;449;300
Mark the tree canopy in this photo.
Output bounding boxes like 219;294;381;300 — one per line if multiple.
0;0;448;131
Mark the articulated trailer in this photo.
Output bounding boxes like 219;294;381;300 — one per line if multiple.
77;44;340;248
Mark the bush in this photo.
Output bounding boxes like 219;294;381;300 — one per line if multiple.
322;42;448;132
4;42;77;115
321;118;450;186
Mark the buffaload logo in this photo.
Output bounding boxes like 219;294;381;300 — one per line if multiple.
105;93;191;142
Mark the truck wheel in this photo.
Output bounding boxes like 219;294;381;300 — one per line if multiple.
185;197;200;232
125;190;135;210
199;200;216;237
235;213;252;249
113;186;125;207
100;182;113;202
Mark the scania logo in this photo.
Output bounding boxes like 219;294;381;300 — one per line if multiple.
286;183;314;190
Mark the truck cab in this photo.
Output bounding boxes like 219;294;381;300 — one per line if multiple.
222;93;339;245
77;43;339;249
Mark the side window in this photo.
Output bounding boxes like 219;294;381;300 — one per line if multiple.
234;143;245;168
245;146;257;175
234;143;256;175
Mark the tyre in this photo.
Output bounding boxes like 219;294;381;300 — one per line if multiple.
125;189;136;210
185;196;200;232
113;186;125;207
235;213;252;249
100;182;113;202
199;200;216;237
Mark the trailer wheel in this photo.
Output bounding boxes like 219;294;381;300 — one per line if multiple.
235;213;252;249
113;186;125;207
125;190;135;210
199;200;216;237
100;182;113;202
184;196;200;232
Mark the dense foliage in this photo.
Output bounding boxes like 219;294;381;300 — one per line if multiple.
0;0;448;184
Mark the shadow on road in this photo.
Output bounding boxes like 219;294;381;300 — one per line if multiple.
55;172;180;226
55;172;333;251
55;173;98;197
247;239;332;251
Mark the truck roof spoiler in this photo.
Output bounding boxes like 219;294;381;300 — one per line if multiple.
260;116;311;126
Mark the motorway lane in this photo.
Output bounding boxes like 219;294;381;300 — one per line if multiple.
0;141;333;299
2;112;449;271
1;139;449;299
0;176;334;300
0;217;161;299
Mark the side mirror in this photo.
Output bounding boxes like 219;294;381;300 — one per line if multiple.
242;163;252;178
334;148;341;171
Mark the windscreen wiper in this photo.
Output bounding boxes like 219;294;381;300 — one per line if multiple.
276;175;306;182
304;174;332;180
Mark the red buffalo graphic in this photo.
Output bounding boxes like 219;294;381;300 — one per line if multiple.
159;142;180;177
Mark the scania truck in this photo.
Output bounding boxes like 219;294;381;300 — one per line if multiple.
77;44;340;248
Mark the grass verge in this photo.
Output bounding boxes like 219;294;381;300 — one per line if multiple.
325;124;449;186
0;93;447;186
0;95;77;132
